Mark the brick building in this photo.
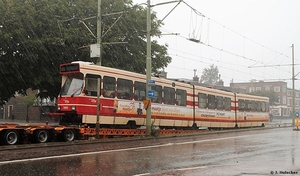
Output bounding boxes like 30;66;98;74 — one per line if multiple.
0;89;56;122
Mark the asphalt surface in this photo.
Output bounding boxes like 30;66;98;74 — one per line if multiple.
0;119;299;176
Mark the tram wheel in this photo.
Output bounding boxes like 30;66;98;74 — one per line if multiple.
35;130;49;143
62;129;76;141
4;130;19;145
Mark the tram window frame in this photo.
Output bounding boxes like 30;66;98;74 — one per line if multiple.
216;96;223;110
198;93;207;109
176;89;186;106
262;102;266;112
245;100;251;112
103;76;116;98
117;78;133;100
134;81;146;101
256;101;262;112
208;94;216;109
61;74;84;96
151;85;162;103
238;99;245;111
251;100;257;112
224;97;231;111
85;74;100;96
164;86;175;105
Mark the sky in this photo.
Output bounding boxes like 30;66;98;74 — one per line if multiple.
132;0;300;88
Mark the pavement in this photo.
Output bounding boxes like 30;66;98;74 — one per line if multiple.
269;118;293;127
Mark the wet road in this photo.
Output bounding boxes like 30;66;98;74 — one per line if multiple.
0;124;299;175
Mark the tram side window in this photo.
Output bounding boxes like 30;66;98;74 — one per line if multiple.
251;101;255;111
245;100;251;112
164;87;175;105
216;96;223;110
85;74;100;96
256;101;262;112
103;76;116;98
254;101;259;112
134;81;146;101
208;94;215;109
224;97;231;111
262;102;266;112
151;85;162;103
117;78;133;100
176;89;186;106
251;101;257;112
238;99;245;111
198;93;207;109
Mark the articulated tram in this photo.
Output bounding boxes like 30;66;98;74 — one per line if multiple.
56;61;269;129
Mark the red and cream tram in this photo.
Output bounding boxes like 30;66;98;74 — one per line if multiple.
56;61;269;129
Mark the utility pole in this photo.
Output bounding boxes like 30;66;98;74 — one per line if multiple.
96;77;100;139
248;45;297;127
292;44;295;127
144;0;182;136
96;0;102;139
96;0;102;66
146;0;152;136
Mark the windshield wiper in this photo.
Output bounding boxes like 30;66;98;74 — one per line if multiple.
71;84;83;98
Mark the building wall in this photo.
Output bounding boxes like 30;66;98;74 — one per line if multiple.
230;81;300;118
1;89;56;122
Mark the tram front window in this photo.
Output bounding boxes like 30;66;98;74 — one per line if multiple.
60;75;84;96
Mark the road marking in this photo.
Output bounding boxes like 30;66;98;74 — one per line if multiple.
133;173;150;176
177;166;208;171
0;133;267;165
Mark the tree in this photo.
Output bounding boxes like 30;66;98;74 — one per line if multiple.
23;93;36;122
200;64;222;84
248;91;279;106
0;0;172;105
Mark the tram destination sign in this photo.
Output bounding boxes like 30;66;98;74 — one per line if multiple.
60;64;80;73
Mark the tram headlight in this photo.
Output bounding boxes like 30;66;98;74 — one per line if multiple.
71;106;76;111
57;106;61;111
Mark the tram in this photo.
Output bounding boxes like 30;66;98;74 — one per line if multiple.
56;61;269;129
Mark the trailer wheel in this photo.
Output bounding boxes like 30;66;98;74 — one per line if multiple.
35;130;49;143
63;129;75;141
4;130;19;145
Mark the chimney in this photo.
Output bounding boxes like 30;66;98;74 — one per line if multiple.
193;69;199;82
159;70;167;78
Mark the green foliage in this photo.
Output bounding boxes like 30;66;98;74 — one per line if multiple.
0;0;172;105
200;64;221;84
23;93;36;122
23;93;36;107
248;90;279;106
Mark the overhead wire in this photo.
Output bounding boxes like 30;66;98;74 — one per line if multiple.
158;0;292;83
166;48;276;79
182;0;290;63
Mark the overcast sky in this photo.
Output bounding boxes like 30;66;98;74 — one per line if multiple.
133;0;300;88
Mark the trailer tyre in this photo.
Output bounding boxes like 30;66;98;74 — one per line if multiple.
4;130;19;145
35;130;49;143
63;130;75;142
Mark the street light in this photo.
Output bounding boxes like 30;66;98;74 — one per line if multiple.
292;44;296;128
